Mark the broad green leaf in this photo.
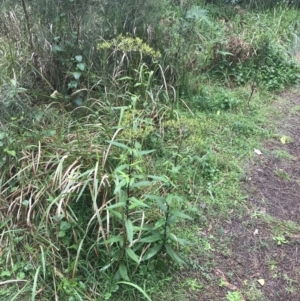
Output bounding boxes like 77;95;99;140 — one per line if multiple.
125;219;134;245
168;233;192;246
10;79;17;87
170;210;193;220
60;221;71;231
108;209;122;220
115;164;130;172
52;45;64;52
136;150;155;156
131;181;152;188
139;232;162;243
154;218;165;229
118;263;130;281
4;148;16;157
125;248;139;263
166;194;183;205
129;197;150;209
77;63;85;71
1;270;11;277
0;132;5;139
165;244;185;265
147;176;168;182
75;55;83;62
145;195;167;212
73;97;83;106
106;140;130;150
113;178;128;194
68;81;78;89
102;236;123;244
22;200;29;207
58;231;66;237
107;201;126;210
43;130;56;137
100;263;112;271
117;76;132;81
117;281;152;301
72;72;81;80
142;245;162;261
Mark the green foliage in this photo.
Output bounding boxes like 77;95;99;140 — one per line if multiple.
226;291;244;301
192;87;241;111
1;0;300;300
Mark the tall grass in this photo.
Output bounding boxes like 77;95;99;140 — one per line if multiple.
0;0;300;300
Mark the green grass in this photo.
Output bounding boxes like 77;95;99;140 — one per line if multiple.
1;1;300;300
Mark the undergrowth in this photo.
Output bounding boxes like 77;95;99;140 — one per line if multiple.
0;0;300;300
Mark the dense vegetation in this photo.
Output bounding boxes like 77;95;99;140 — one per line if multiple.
0;0;300;300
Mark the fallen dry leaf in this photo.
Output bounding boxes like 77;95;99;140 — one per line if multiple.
280;136;287;144
257;279;265;286
254;149;262;155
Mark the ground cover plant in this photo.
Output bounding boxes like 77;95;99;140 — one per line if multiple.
0;0;300;300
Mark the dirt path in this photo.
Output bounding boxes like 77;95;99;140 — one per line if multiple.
187;88;300;301
224;89;299;301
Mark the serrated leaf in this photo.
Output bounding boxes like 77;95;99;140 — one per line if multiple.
125;219;134;245
165;244;185;265
142;245;162;261
75;55;83;62
118;263;130;281
126;248;139;263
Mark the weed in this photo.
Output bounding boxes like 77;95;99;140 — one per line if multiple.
275;169;291;180
226;291;244;301
1;1;300;300
273;235;289;246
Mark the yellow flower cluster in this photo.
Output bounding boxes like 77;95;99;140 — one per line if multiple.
97;34;161;60
119;110;155;141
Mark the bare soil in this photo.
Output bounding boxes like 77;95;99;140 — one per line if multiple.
184;88;300;301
